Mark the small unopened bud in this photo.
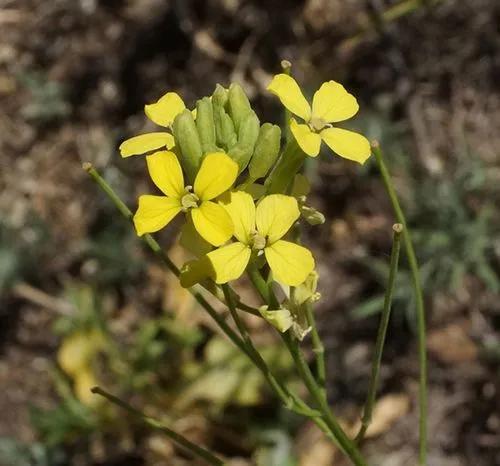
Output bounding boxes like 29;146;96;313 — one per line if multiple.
227;83;252;132
195;97;218;153
172;109;203;183
259;306;293;333
228;110;260;172
248;123;281;180
301;205;325;225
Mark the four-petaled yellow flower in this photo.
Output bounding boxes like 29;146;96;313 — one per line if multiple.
134;151;237;246
119;92;186;158
267;74;371;163
205;191;315;286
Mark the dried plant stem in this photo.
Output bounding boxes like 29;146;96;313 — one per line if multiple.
372;143;427;464
91;386;225;465
246;266;368;466
356;224;403;442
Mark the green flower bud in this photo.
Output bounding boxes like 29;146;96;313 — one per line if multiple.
212;84;228;107
172;109;203;183
228;110;260;172
195;97;218;153
248;123;281;180
213;100;237;151
300;205;326;225
227;83;251;132
259;306;293;333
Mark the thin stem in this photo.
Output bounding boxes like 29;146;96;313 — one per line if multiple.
247;266;368;466
372;142;427;464
281;59;292;142
91;386;225;465
356;224;403;443
221;284;319;418
305;303;326;397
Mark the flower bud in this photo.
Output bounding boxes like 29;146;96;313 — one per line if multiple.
259;306;293;333
213;102;237;151
172;109;203;182
300;205;326;225
195;97;218;153
212;84;228;107
227;83;251;132
228;110;260;172
248;123;281;180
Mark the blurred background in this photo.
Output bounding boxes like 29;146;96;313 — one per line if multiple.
1;0;499;465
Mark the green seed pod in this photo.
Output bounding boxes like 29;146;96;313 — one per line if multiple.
248;123;281;180
227;83;251;132
228;110;260;172
195;97;217;153
172;109;203;183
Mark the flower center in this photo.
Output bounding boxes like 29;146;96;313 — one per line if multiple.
180;186;199;211
250;231;266;250
309;117;327;132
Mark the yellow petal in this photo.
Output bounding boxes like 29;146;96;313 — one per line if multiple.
145;92;185;127
267;74;311;121
290;119;321;157
265;240;315;286
57;332;92;376
219;191;255;244
193;152;238;201
146;151;184;198
206;242;251;284
179;257;212;288
320;127;371;164
180;219;212;257
133;195;181;236
256;194;300;244
74;367;99;405
191;200;234;246
119;132;175;157
312;81;359;123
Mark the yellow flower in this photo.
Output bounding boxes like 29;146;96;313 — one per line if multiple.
267;74;371;163
119;92;185;158
134;151;237;246
205;191;315;286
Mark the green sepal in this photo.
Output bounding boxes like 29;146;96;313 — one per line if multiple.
172;109;203;183
248;123;282;180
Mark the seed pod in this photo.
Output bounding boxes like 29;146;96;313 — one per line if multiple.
172;109;203;183
195;97;217;153
227;83;251;132
248;123;281;180
228;110;260;172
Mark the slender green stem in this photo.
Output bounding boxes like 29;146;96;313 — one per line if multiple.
356;224;403;442
221;284;319;418
372;142;427;464
91;386;225;465
83;163;256;315
281;59;292;143
247;266;368;466
305;303;326;396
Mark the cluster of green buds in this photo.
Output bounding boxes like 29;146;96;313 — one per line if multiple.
119;67;370;338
